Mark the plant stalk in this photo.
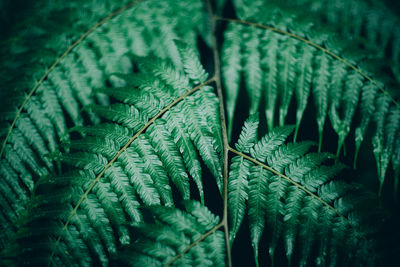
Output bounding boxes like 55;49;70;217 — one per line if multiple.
206;0;232;266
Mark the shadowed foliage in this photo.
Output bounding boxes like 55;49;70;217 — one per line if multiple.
0;0;399;266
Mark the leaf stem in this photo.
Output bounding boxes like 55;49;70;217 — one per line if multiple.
228;145;374;254
227;146;352;225
206;1;232;267
164;222;224;267
47;78;215;266
215;16;400;110
0;0;142;160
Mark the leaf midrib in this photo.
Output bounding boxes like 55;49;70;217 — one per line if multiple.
3;2;385;265
0;0;142;160
47;77;216;265
227;146;352;226
215;16;400;110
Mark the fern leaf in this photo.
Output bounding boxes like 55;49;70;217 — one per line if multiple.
250;125;295;162
148;120;190;200
91;178;131;244
294;44;313;141
372;95;392;196
8;129;48;177
228;155;251;243
72;123;132;147
246;164;269;265
354;83;378;167
3;145;34;191
329;70;363;156
130;135;173;206
1;0;400;265
235;113;259;153
221;4;400;196
24;97;57;152
15;115;51;167
175;40;209;84
278;37;297;128
222;23;243;138
164;108;204;203
120;201;225;266
38;82;68;139
261;31;279;131
119;149;162;206
228;114;259;243
79;193;117;254
244;27;263;114
229;117;380;266
68;136;120;159
0;0;210;253
314;53;336;151
271;0;400;73
191;85;223;156
375;107;400;195
48;68;83;126
104;166;142;222
183;94;223;193
89;103;148;131
6;50;222;265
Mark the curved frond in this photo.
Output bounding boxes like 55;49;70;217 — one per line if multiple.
1;0;399;266
0;0;210;253
8;47;221;265
228;116;381;266
118;201;225;266
221;5;400;194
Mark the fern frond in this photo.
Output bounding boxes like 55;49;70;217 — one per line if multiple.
354;83;378;167
329;70;363;156
261;31;279;131
119;201;225;266
1;0;399;265
148;120;191;200
130;135;173;206
0;0;210;252
243;27;263;115
9;49;221;265
220;5;400;194
269;0;400;79
294;43;313;141
176;40;209;84
228;116;380;266
164;108;204;203
311;51;330;150
222;22;243;138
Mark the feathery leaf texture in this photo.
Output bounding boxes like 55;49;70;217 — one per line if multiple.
228;116;380;266
222;3;400;190
268;0;400;80
3;41;221;265
1;0;400;266
0;0;210;253
119;201;225;266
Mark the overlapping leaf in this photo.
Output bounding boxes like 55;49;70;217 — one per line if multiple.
5;42;222;266
228;116;381;266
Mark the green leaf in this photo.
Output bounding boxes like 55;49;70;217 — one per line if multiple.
228;117;380;265
222;23;243;138
120;202;225;266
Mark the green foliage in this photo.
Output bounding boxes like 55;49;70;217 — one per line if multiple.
119;201;225;266
2;40;222;265
222;0;400;192
228;116;379;266
0;0;210;254
1;0;399;266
